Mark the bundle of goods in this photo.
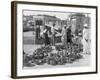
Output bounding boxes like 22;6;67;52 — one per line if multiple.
67;52;82;63
32;46;53;65
46;53;64;65
46;49;82;65
33;58;46;65
41;46;53;53
23;52;35;67
46;53;58;65
71;43;83;53
32;48;46;65
33;48;46;59
55;45;66;51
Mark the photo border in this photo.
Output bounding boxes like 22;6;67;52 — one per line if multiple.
11;1;98;79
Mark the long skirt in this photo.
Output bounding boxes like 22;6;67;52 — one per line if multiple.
44;33;50;45
61;36;67;46
82;39;90;54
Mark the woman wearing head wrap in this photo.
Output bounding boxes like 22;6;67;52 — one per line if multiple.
82;24;91;54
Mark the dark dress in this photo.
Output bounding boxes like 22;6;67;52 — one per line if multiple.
44;30;50;45
36;26;40;39
67;28;72;44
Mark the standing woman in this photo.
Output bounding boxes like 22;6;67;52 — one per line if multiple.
61;25;67;46
43;25;50;46
82;24;90;54
36;25;40;39
67;26;72;46
51;23;56;46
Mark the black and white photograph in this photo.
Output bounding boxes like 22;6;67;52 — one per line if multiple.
23;10;91;68
11;1;97;78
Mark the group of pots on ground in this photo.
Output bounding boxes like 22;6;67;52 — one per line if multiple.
23;43;83;67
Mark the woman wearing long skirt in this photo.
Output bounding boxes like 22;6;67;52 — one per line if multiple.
67;26;72;48
61;25;67;46
82;25;91;54
43;26;50;46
